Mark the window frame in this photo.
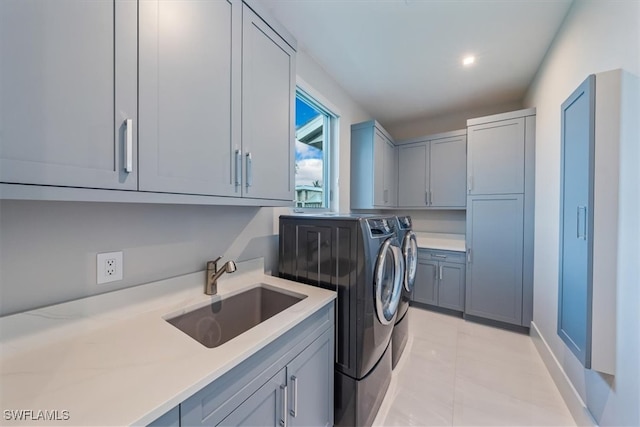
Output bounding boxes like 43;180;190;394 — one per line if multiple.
293;85;338;213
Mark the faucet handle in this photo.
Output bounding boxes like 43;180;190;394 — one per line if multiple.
207;256;223;271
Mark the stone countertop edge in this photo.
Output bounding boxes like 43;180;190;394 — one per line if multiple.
0;258;336;427
414;232;466;252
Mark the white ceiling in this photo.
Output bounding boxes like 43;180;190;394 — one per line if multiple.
260;0;574;127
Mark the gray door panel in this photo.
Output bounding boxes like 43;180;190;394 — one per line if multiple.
438;262;465;311
430;136;466;207
0;0;137;189
468;118;524;195
139;0;238;196
413;259;438;305
557;75;595;368
398;143;428;207
466;195;524;325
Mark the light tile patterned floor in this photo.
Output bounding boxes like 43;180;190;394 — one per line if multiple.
373;308;576;426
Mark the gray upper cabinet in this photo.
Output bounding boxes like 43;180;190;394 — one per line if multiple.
467;118;525;195
397;130;466;209
241;4;295;201
351;121;397;209
465;108;535;327
139;0;240;197
0;0;137;190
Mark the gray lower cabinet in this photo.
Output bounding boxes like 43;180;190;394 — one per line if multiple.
413;250;465;312
465;195;524;325
0;0;137;190
172;304;333;427
148;406;180;427
351;121;397;209
397;130;466;209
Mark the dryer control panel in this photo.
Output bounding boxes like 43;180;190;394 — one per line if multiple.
366;218;394;237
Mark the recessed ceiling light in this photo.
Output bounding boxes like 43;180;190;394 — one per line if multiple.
463;56;475;66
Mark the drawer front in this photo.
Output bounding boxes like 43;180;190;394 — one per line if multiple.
418;249;465;264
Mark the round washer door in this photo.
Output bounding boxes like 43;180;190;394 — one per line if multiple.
403;232;418;293
374;238;404;325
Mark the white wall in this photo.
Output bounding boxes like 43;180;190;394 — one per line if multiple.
386;100;522;141
0;50;371;317
524;1;640;425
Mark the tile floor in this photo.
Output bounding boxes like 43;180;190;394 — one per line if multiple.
373;307;576;426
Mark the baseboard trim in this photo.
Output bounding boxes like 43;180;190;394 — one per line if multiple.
530;321;598;427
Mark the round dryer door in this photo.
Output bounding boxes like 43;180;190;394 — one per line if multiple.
374;238;404;325
403;232;418;293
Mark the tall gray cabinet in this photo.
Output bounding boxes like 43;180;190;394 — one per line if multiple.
557;69;633;375
465;108;535;327
0;0;137;190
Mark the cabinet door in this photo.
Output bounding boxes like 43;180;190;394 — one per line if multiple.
383;139;398;206
0;0;137;190
287;329;333;427
467;118;524;195
242;5;295;201
438;262;465;311
466;195;524;325
397;143;429;207
558;75;595;368
219;369;287;427
430;135;466;207
139;0;239;196
413;258;438;305
373;130;387;207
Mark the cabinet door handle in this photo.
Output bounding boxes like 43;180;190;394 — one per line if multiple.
425;191;429;206
431;254;447;259
245;152;252;188
429;190;432;206
124;119;133;173
576;206;587;240
467;175;473;193
235;149;242;187
467;248;472;263
290;375;298;417
384;189;389;204
439;265;443;280
433;265;437;281
280;384;287;427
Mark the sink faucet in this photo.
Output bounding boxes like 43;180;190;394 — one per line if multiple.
206;256;237;295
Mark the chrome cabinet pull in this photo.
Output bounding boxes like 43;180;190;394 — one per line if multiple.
290;375;298;417
439;265;443;280
576;206;587;240
235;149;242;187
429;190;432;206
425;191;429;206
245;152;252;188
124;119;133;173
467;248;472;263
431;253;447;259
384;189;389;203
467;175;473;192
280;384;287;427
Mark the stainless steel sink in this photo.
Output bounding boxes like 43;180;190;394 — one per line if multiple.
167;285;307;348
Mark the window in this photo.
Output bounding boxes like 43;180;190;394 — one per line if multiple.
294;89;335;210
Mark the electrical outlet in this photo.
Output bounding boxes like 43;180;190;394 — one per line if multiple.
97;251;123;284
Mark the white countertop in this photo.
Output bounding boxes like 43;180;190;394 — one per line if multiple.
414;232;466;252
0;258;335;426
